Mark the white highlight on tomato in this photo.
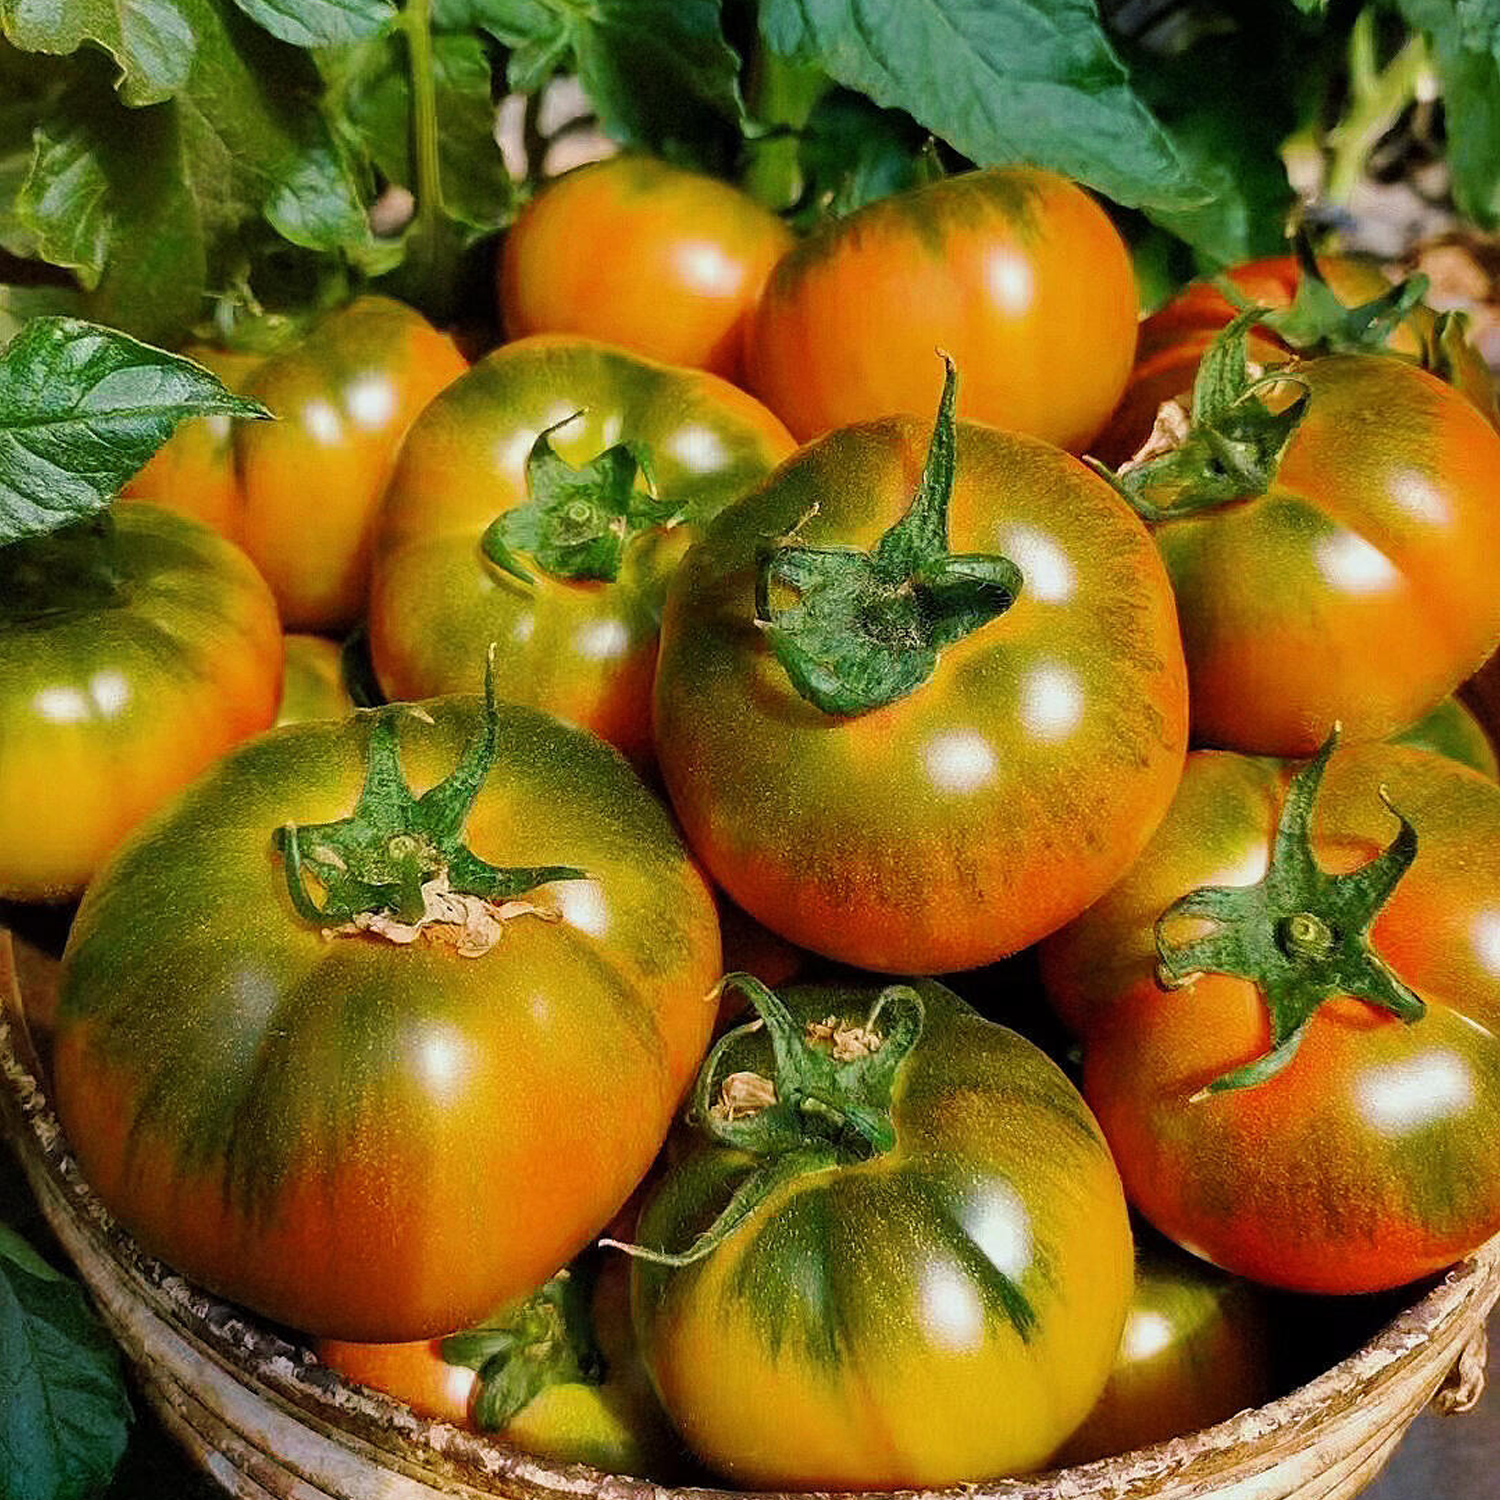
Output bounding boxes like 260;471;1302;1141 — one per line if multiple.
416;1026;471;1096
89;670;130;717
676;240;740;297
1314;531;1401;595
919;1261;986;1353
346;374;397;430
33;685;90;723
1020;663;1083;738
1121;1309;1177;1364
555;879;608;938
985;251;1033;315
1388;469;1450;526
1355;1049;1475;1134
964;1180;1033;1283
924;728;996;793
576;617;630;661
1471;909;1500;978
999;524;1075;604
670;423;728;474
302;397;343;447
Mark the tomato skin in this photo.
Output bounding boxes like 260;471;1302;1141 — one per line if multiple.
1055;1237;1270;1465
52;698;721;1340
500;157;793;381
0;505;282;902
1040;744;1500;1294
1392;695;1497;779
120;347;263;535
653;416;1188;973
368;335;794;765
631;980;1134;1488
236;297;467;631
747;168;1138;451
275;635;353;726
317;1258;681;1478
1093;254;1497;467
1155;356;1500;754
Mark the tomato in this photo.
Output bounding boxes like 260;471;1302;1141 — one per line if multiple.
1040;739;1500;1293
654;362;1187;973
368;335;794;765
499;157;793;381
1115;343;1500;754
52;679;721;1340
1093;253;1496;467
1054;1236;1270;1465
746;168;1137;451
275;635;353;727
1392;694;1497;779
120;347;263;535
0;505;282;902
626;975;1133;1488
237;297;466;631
318;1255;681;1478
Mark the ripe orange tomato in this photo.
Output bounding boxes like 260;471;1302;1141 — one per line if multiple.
500;157;793;381
747;168;1137;450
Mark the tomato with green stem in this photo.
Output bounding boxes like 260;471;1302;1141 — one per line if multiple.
500;157;793;381
747;167;1137;451
0;505;282;902
317;1254;682;1478
1055;1235;1270;1465
1101;313;1500;754
52;664;721;1340
654;358;1187;973
619;974;1133;1489
1092;246;1496;467
368;336;794;765
1040;736;1500;1293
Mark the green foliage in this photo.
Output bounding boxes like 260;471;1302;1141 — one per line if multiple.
0;1222;132;1500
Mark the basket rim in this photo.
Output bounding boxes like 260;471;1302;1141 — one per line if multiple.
3;927;1497;1500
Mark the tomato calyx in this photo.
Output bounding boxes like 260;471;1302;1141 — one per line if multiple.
604;975;924;1269
481;414;682;586
1099;309;1311;523
1222;231;1431;360
1154;730;1426;1097
754;356;1022;716
273;650;585;937
440;1267;604;1431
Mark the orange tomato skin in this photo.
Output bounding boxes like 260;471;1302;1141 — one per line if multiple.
237;297;467;630
500;157;793;381
1042;745;1500;1294
1093;254;1497;466
0;505;282;902
120;347;263;536
746;168;1138;451
1156;356;1500;754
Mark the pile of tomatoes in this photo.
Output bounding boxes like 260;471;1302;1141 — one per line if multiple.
5;154;1500;1490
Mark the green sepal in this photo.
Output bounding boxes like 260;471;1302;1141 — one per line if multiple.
755;357;1022;717
603;974;923;1270
1218;230;1430;358
480;415;675;585
1098;307;1311;523
440;1268;602;1432
273;652;585;927
1154;729;1425;1097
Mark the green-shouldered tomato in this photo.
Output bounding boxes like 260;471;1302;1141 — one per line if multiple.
0;505;282;902
236;297;466;631
1041;737;1500;1294
1055;1236;1270;1465
654;361;1187;973
500;157;793;381
368;336;794;764
53;672;721;1340
1391;695;1497;779
1108;321;1500;755
318;1254;682;1478
625;975;1134;1488
1094;251;1496;467
747;168;1137;451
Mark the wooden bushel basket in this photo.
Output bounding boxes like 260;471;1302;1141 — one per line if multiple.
6;654;1500;1500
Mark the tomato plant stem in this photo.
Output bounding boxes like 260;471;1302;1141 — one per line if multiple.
1325;11;1430;207
403;0;444;291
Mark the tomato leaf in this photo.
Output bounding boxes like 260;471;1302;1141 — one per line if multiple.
0;0;197;106
757;0;1207;211
0;316;271;545
469;0;745;158
229;0;395;50
0;1221;132;1500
